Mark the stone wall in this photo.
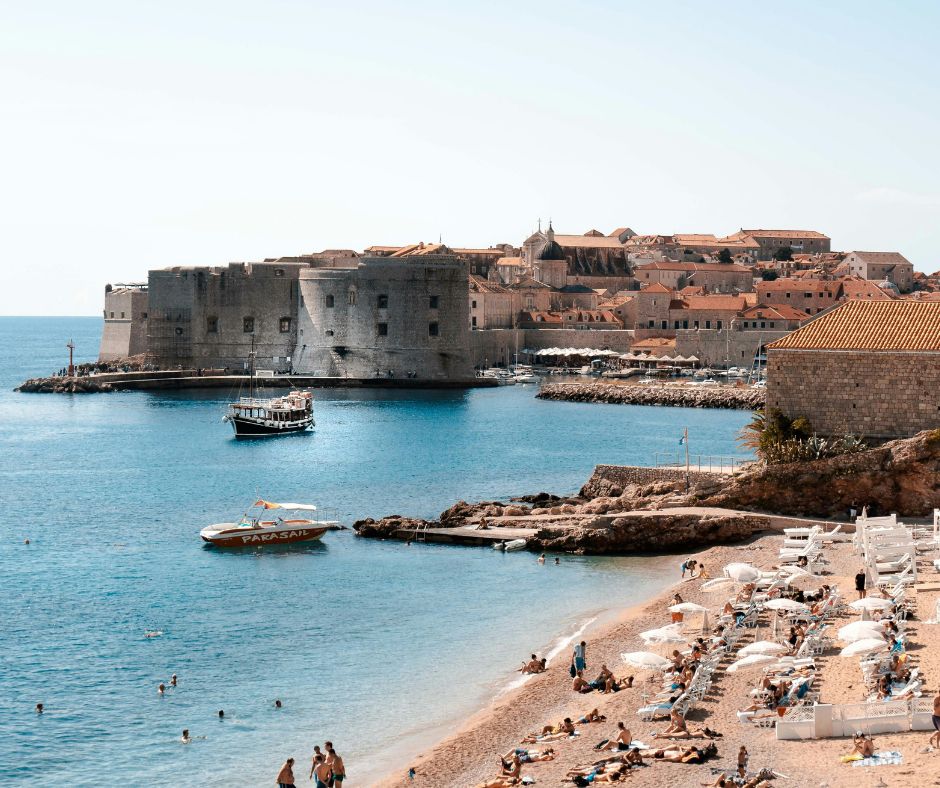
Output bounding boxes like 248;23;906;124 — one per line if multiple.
766;349;940;438
294;255;473;380
581;464;729;497
99;286;149;361
147;262;303;370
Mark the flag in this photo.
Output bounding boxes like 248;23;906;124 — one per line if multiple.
679;435;685;445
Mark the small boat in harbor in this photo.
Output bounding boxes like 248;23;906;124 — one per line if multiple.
223;348;314;437
200;500;333;547
493;538;528;551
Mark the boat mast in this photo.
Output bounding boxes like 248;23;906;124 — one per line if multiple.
248;335;256;400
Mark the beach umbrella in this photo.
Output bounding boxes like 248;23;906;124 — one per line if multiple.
724;563;761;583
837;621;885;642
668;602;709;614
622;652;672;670
700;577;735;592
640;624;686;645
839;638;889;657
727;654;776;673
849;598;895;612
739;641;788;657
763;598;810;613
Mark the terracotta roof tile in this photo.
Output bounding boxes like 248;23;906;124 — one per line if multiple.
767;300;940;351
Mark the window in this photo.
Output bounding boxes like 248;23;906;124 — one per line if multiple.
673;321;680;329
120;311;125;319
471;316;477;327
471;300;477;309
377;294;388;309
325;329;334;336
429;295;440;309
785;292;791;298
428;322;439;336
347;288;357;306
693;320;699;329
705;320;711;329
243;317;254;333
472;265;477;274
275;268;285;277
647;320;654;328
110;311;114;318
207;316;219;333
175;327;183;336
760;321;766;328
376;322;388;336
660;320;667;329
717;320;723;330
326;294;334;308
769;322;775;328
279;317;291;333
142;312;148;319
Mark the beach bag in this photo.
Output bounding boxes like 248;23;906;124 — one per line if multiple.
569;663;577;678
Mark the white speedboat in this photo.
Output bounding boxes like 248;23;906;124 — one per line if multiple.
513;373;538;384
502;538;528;551
200;500;333;547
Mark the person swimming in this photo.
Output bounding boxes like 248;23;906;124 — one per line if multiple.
158;683;166;695
181;729;191;743
218;710;224;719
275;699;282;708
35;703;43;714
170;674;177;687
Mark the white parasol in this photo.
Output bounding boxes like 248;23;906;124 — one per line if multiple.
837;621;885;642
724;563;761;583
839;638;889;657
621;651;672;670
727;654;777;673
849;598;895;612
640;623;686;645
668;602;709;614
700;577;735;592
763;598;810;613
738;641;788;656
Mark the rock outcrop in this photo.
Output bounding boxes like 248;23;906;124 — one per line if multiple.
701;429;940;517
15;377;114;393
537;382;763;410
532;512;769;554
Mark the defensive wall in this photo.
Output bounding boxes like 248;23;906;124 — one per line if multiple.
469;328;636;368
675;328;790;369
766;349;940;438
147;262;305;370
294;255;474;380
99;285;149;360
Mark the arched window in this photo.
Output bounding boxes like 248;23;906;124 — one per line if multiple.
347;288;357;306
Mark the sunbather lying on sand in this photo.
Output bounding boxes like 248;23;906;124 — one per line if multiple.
578;708;606;724
639;745;707;763
702;776;771;788
499;753;521;779
501;747;555;766
566;762;629;784
475;777;519;788
653;724;721;740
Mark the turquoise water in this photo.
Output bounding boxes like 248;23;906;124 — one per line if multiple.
0;317;752;786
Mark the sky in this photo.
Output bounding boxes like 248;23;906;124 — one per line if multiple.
1;0;938;315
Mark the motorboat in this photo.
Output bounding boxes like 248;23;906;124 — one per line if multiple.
513;372;538;384
503;538;528;551
200;500;334;547
477;368;516;385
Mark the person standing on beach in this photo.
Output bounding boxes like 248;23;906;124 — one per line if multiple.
930;691;940;749
276;757;295;788
855;568;867;599
310;754;331;788
325;743;345;785
573;641;587;673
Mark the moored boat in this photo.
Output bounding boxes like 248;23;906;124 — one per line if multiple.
200;500;333;547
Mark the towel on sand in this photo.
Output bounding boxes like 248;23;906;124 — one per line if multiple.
850;750;902;767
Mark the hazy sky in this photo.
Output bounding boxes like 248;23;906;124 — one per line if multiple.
2;1;938;315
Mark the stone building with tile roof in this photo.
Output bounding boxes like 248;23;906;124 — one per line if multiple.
765;300;940;438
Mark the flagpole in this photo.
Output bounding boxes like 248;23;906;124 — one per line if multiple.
684;427;690;491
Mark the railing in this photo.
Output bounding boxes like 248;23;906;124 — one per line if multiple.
654;453;747;474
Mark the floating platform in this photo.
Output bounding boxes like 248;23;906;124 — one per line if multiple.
392;524;540;547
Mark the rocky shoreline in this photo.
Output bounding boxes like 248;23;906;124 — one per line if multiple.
355;429;940;554
537;381;764;410
16;376;114;393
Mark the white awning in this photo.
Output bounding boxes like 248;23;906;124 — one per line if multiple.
256;500;317;511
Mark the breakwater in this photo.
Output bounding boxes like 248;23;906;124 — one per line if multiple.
536;381;764;410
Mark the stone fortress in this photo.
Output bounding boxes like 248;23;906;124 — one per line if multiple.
98;220;938;404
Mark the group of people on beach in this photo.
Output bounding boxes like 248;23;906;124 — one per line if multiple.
276;742;345;788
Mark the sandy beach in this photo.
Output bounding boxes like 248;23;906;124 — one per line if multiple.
376;532;940;788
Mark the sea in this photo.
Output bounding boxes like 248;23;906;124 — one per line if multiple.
0;317;753;786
